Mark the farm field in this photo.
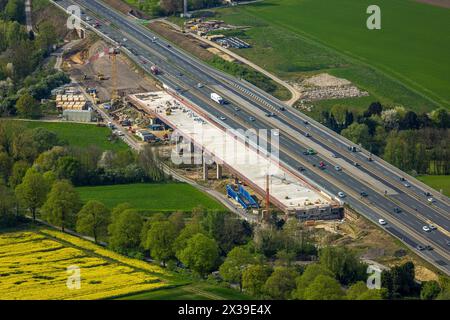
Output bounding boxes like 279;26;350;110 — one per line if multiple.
19;120;128;151
212;0;450;111
120;283;252;300
76;183;227;213
0;228;177;300
417;175;450;197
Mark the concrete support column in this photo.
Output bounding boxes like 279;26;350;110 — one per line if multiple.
202;157;209;181
216;163;222;180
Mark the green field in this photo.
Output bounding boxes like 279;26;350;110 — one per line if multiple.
76;183;227;212
212;0;450;111
119;283;252;300
21;120;127;151
417;175;450;197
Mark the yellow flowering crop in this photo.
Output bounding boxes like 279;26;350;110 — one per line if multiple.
0;229;173;300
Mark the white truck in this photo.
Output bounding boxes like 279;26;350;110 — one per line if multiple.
210;92;224;104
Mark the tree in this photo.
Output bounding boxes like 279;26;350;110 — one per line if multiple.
303;275;345;300
420;280;441;300
341;123;371;149
76;200;110;243
15;168;49;221
0;184;17;227
367;102;383;116
0;151;12;182
168;211;185;233
381;261;417;298
8;160;29;188
430;108;450;129
263;267;297;300
242;264;272;298
4;0;25;22
292;263;334;300
177;233;219;277
55;156;82;183
15;93;41;119
219;246;256;290
319;246;366;285
41;180;81;231
144;220;177;266
346;281;384;300
108;209;143;253
173;221;206;254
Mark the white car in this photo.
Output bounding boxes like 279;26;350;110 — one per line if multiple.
331;153;337;158
427;197;435;203
334;165;342;171
338;192;346;198
378;219;387;225
272;131;279;136
219;116;227;121
428;225;437;231
422;225;431;232
404;183;411;188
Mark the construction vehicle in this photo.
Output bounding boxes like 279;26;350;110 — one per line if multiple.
96;73;107;80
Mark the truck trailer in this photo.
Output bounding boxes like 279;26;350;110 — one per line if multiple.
210;92;224;104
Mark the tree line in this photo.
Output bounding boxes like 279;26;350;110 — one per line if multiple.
0;0;68;117
320;103;450;175
0;120;167;226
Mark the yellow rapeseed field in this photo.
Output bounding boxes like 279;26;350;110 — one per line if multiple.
0;229;173;300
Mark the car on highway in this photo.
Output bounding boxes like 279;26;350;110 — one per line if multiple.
272;131;279;136
303;120;309;125
404;183;411;188
416;244;425;251
219;116;227;121
338;192;346;198
422;225;431;232
334;165;342;171
378;219;387;225
304;132;311;137
279;107;285;111
400;177;406;181
303;148;317;155
197;83;203;88
393;207;402;213
428;225;437;231
234;107;240;111
297;166;305;172
248;117;255;122
427;197;435;203
360;191;368;197
425;245;433;251
331;153;337;158
353;161;360;167
319;161;326;169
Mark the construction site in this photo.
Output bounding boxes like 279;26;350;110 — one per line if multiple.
127;91;343;220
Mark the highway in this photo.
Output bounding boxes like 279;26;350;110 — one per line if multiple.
52;0;450;274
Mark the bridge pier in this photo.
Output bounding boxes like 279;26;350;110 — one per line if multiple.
216;163;223;180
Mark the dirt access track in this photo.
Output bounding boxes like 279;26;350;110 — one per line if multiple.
103;0;150;19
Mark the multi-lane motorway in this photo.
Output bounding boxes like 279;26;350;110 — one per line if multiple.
52;0;450;274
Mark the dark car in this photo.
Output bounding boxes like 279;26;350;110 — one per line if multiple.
393;207;402;213
416;244;425;251
298;166;305;172
360;191;368;197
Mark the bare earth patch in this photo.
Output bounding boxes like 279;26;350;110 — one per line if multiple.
416;0;450;9
292;73;368;102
